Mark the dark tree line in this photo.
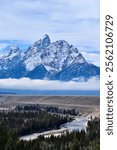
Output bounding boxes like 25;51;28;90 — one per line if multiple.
0;110;71;137
15;104;79;116
0;118;100;150
0;104;99;150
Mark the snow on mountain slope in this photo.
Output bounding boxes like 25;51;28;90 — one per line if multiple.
0;35;100;80
0;45;24;70
24;35;86;73
24;35;51;71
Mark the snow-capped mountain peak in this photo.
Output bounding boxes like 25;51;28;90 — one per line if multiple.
24;35;51;71
24;35;86;72
42;34;51;47
33;34;51;49
6;45;21;58
0;35;100;80
0;45;24;71
9;45;19;53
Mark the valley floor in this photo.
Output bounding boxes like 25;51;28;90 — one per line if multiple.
0;95;100;117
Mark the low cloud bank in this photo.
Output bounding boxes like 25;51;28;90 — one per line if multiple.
0;77;99;91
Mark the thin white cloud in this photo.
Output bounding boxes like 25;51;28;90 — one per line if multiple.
81;51;100;67
0;0;100;52
0;78;99;91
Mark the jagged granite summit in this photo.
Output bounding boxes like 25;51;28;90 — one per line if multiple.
0;35;100;81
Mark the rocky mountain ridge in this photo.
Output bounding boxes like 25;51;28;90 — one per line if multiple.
0;34;100;81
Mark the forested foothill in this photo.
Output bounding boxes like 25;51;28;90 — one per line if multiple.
0;104;100;150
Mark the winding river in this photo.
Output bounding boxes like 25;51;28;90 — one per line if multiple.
20;116;88;141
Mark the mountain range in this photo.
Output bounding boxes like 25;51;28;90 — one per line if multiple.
0;34;100;81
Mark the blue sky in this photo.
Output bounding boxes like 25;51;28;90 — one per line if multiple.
0;0;100;66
